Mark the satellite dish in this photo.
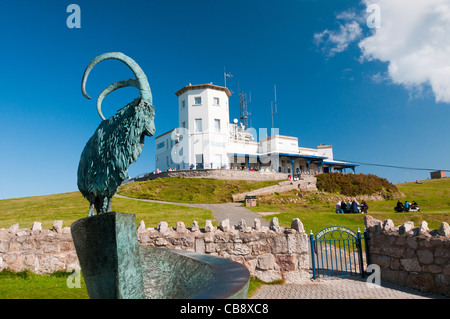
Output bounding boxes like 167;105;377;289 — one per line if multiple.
233;118;238;124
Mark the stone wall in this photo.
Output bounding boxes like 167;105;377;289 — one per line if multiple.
134;169;290;182
0;221;78;274
232;177;318;201
365;215;450;297
0;217;311;284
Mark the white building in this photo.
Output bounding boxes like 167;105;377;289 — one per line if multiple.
155;83;357;175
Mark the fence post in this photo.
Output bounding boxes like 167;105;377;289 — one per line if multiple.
357;228;365;278
310;230;316;280
363;227;371;266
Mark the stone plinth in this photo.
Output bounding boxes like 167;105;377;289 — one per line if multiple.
71;212;145;299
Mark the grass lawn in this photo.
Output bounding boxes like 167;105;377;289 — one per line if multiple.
0;270;88;299
117;177;280;203
247;178;450;235
0;269;266;299
0;191;215;230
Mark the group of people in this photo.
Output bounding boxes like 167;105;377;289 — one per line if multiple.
395;200;420;212
335;199;369;214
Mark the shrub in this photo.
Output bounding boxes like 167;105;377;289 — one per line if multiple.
316;173;399;196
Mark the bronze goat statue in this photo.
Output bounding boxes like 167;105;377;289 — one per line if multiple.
77;52;155;217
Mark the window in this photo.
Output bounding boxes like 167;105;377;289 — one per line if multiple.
214;119;221;132
195;118;202;133
213;97;220;105
195;154;203;164
194;97;202;105
181;100;185;108
182;121;186;128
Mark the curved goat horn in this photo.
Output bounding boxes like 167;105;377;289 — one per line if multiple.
96;79;139;120
81;52;152;120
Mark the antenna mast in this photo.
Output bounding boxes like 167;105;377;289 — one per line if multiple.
271;84;277;132
239;90;251;129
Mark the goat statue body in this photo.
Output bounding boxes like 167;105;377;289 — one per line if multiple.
77;52;155;217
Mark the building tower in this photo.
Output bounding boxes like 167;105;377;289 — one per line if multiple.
171;83;232;170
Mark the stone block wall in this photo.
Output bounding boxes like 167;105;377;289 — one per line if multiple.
232;177;318;201
137;217;311;284
365;215;450;297
134;169;290;182
0;221;78;274
0;217;311;284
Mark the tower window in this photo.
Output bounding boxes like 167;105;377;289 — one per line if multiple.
195;118;202;133
213;97;220;105
194;97;202;105
214;119;221;132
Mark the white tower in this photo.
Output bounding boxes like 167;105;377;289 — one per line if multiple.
174;83;232;169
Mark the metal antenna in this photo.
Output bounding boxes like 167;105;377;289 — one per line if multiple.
224;67;233;88
271;84;277;132
239;84;251;129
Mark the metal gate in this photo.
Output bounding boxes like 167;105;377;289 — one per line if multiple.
309;226;370;279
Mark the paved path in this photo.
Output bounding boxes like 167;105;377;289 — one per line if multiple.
250;276;449;299
114;194;268;227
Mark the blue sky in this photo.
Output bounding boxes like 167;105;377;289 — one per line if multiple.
0;0;449;199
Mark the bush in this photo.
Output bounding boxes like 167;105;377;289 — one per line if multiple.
316;173;399;196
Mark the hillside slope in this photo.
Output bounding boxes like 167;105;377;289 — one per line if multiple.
117;177;280;203
0;191;214;229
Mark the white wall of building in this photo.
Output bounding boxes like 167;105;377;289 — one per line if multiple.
176;85;230;169
155;129;178;171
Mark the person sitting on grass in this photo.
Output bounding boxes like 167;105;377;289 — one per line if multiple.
361;200;369;214
351;199;360;214
335;201;344;214
341;200;347;213
395;200;404;212
346;200;352;212
404;200;411;212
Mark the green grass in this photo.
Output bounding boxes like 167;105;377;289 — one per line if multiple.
0;270;271;299
246;278;284;298
0;270;88;299
247;178;450;234
117;177;280;204
0;191;215;230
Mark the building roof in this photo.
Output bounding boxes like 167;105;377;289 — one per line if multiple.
260;134;299;142
175;83;232;97
155;128;175;139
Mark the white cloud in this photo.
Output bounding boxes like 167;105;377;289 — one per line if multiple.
314;13;363;57
316;0;450;104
